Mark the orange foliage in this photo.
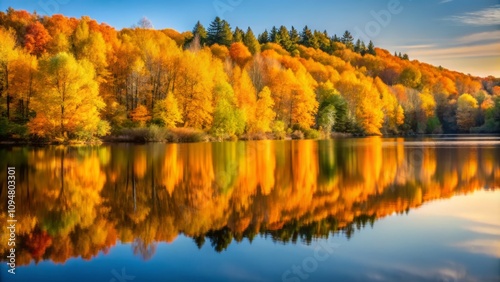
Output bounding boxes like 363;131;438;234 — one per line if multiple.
24;21;52;56
229;42;252;67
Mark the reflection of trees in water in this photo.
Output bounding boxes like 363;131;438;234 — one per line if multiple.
133;238;157;261
0;140;499;262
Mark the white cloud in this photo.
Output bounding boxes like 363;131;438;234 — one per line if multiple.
439;0;453;4
449;5;500;26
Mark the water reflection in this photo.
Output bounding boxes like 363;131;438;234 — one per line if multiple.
0;138;499;265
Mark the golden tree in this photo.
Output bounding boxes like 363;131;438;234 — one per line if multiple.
29;52;108;140
250;86;276;133
456;93;478;132
153;92;182;128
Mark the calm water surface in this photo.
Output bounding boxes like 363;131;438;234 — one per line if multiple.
1;136;499;281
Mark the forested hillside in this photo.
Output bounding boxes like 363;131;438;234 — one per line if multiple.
1;8;499;142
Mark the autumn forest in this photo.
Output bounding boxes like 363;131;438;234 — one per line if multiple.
1;8;500;143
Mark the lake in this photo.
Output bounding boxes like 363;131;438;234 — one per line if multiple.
1;136;499;281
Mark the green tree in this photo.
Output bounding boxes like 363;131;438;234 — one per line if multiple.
289;26;300;45
317;85;350;133
211;82;245;138
233;27;244;42
269;26;279;43
258;29;269;44
207;17;233;46
354;39;362;53
315;30;331;53
243;27;260;54
278;26;292;51
341;30;354;50
398;66;422;89
300;26;319;49
367;40;376;55
191;21;207;46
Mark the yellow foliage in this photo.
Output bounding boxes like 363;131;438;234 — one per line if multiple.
29;52;107;140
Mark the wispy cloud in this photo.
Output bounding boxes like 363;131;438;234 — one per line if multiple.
401;42;500;59
453;239;500;258
457;30;500;44
392;44;436;49
448;5;500;26
439;0;453;4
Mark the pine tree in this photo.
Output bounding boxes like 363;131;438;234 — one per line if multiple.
220;20;233;46
360;41;367;55
269;26;279;43
258;29;269;44
191;21;207;46
300;26;318;49
367;40;376;55
243;27;260;54
278;26;292;51
341;30;354;50
289;26;300;45
233;27;244;42
354;39;362;53
207;17;233;46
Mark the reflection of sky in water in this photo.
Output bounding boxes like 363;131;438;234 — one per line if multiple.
5;190;499;282
340;190;500;281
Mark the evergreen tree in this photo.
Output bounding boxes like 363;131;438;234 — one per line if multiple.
258;29;269;44
207;17;233;46
341;30;354;50
367;40;376;55
289;26;300;45
243;27;260;54
300;25;319;49
220;20;233;46
269;26;279;43
315;30;330;53
354;39;362;53
360;41;367;55
191;21;207;46
233;27;244;42
278;26;292;51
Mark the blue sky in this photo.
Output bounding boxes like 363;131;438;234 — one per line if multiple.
1;0;499;77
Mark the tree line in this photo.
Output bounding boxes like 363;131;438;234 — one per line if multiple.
0;8;499;142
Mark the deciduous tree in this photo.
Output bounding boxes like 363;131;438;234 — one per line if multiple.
29;52;108;140
456;93;478;132
153;92;182;128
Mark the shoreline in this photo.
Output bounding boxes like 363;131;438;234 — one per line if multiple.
1;132;498;146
